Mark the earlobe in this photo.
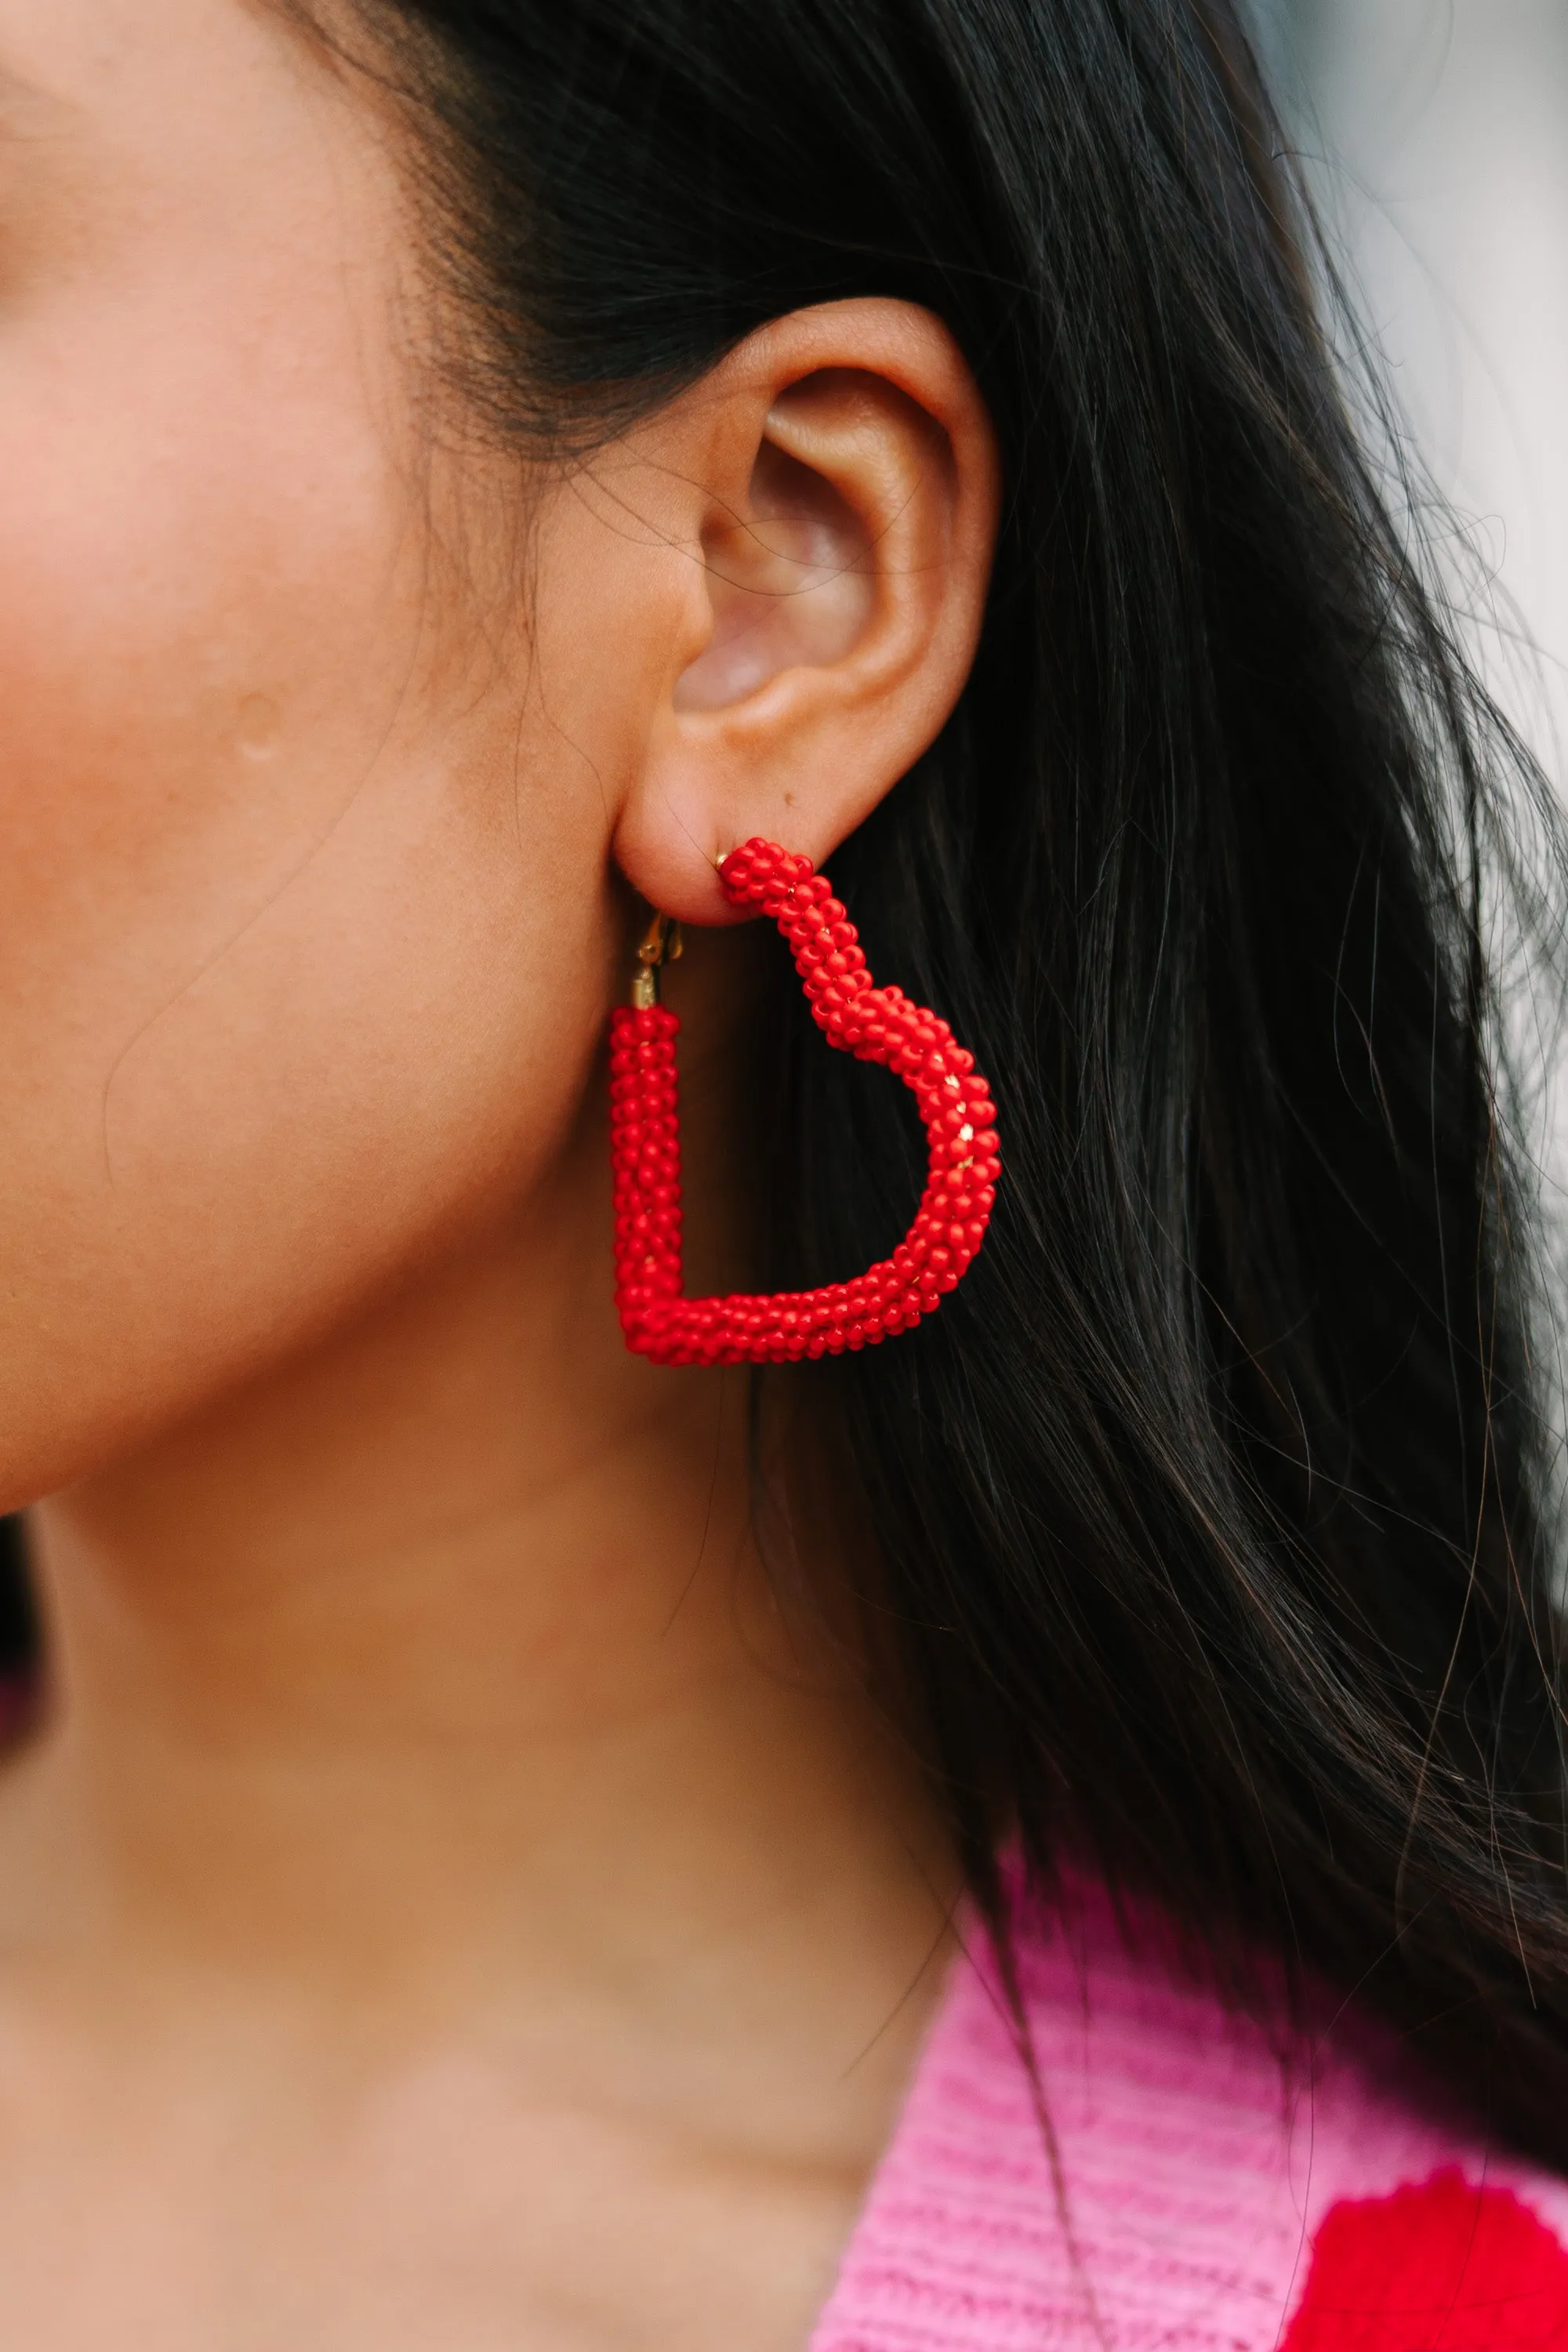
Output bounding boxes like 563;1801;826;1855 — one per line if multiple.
611;299;999;926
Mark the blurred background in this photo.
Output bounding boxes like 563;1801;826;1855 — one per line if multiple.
1251;0;1568;780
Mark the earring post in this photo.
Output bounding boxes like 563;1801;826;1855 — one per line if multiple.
631;911;683;1008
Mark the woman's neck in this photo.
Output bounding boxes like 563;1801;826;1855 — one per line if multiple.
0;1144;956;2119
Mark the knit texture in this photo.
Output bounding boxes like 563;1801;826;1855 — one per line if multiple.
808;1882;1568;2350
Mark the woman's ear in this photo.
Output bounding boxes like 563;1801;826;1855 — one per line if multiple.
608;299;1000;922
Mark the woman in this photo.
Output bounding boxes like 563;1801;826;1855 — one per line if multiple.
0;0;1565;2340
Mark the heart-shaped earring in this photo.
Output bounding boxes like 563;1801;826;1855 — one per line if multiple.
608;839;1000;1366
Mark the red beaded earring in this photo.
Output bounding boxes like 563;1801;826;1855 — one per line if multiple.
608;838;1000;1366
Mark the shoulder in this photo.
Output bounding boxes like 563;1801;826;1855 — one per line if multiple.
811;1873;1568;2351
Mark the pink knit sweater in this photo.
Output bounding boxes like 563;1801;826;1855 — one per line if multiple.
808;1880;1568;2350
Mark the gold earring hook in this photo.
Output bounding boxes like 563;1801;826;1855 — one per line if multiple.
631;910;684;1009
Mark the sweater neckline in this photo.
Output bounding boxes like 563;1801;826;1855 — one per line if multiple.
805;1875;1568;2350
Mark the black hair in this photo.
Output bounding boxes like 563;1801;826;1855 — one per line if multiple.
321;0;1568;2158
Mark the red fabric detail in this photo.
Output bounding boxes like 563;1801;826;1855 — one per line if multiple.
1283;2168;1568;2349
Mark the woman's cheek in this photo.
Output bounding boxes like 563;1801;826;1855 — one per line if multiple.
0;404;604;1508
0;674;613;1511
0;4;636;1507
